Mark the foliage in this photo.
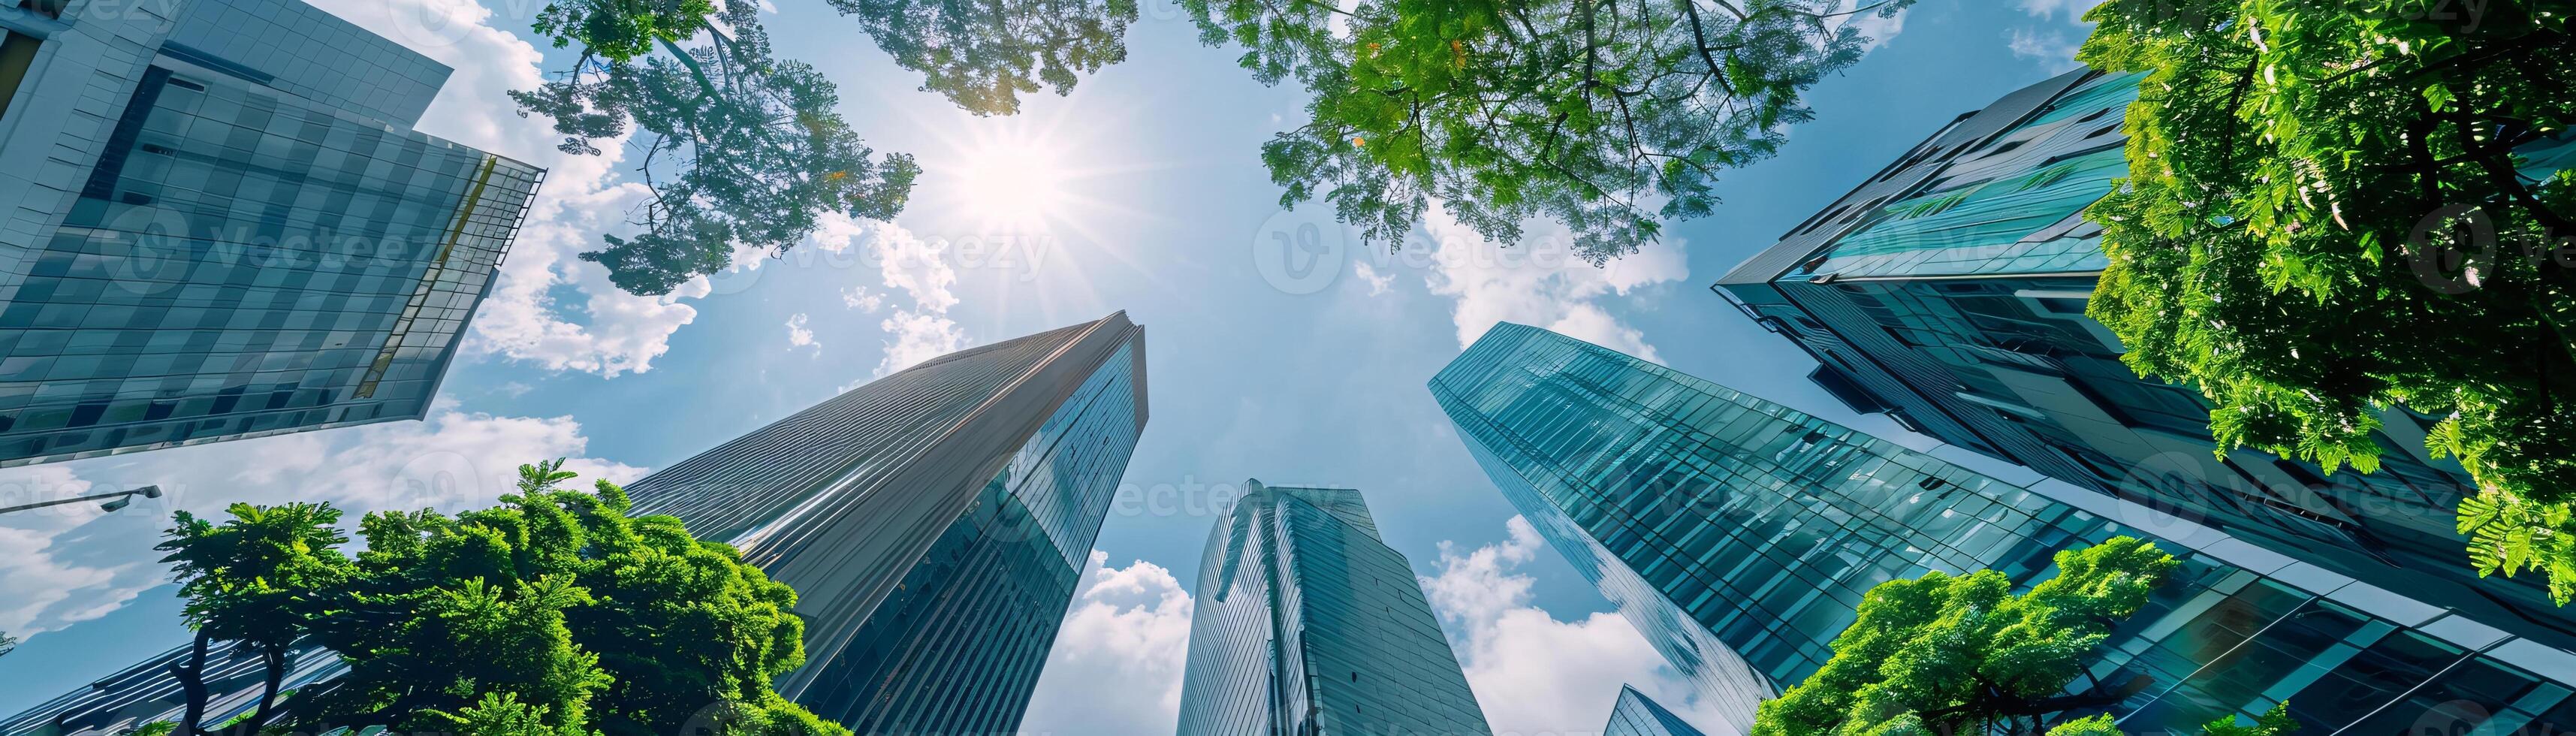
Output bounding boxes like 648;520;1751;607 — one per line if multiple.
515;0;918;295
157;502;353;734
825;0;1139;115
2077;1;2576;600
152;461;842;736
1749;537;2182;736
1181;0;1911;263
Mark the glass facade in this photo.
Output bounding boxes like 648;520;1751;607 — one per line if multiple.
0;0;540;467
1713;69;2576;638
5;313;1151;736
1431;322;2576;735
1600;685;1706;736
1177;481;1493;736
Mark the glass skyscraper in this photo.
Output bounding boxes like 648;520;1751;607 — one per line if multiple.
0;0;541;467
1600;686;1706;736
1712;68;2576;637
1176;481;1493;736
1431;322;2576;735
5;312;1149;736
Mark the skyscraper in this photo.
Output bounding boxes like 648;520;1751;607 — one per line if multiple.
1711;68;2576;631
5;312;1149;735
1599;686;1706;736
0;0;541;467
1176;481;1493;736
1431;322;2576;735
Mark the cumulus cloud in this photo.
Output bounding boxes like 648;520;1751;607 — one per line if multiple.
2008;27;2086;71
841;285;886;313
1832;2;1910;50
809;215;974;376
1021;551;1195;736
1352;260;1395;295
2017;0;2100;20
0;412;644;639
1416;210;1689;363
306;0;704;378
785;312;822;354
1420;517;1733;736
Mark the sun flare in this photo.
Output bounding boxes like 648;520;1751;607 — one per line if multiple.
950;135;1070;229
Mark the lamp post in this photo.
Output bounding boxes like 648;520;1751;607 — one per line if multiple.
0;485;162;515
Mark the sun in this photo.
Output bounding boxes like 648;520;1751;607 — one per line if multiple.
949;134;1070;229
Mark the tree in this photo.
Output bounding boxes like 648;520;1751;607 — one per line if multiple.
1748;537;2292;736
156;502;354;736
152;461;841;736
1181;0;1912;263
825;0;1140;115
2075;2;2576;600
515;0;919;295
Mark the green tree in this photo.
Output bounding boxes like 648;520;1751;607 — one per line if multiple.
825;0;1140;115
515;0;919;296
153;461;841;736
1181;0;1911;262
1748;537;2292;736
155;502;354;736
2075;2;2576;599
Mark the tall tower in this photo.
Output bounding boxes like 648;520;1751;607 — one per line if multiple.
4;312;1149;735
0;0;543;467
1176;481;1492;736
1431;322;2576;735
1600;686;1706;736
622;312;1148;732
1709;68;2576;632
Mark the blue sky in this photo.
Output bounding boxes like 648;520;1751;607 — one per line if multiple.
0;1;2099;732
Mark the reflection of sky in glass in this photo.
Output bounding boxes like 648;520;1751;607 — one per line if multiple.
1796;74;2141;280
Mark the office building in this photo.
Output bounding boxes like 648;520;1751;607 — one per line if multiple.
0;0;541;467
5;312;1150;735
1431;322;2576;735
1711;68;2576;634
1176;481;1492;736
1600;686;1706;736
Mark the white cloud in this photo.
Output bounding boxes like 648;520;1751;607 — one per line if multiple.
1353;261;1395;295
0;412;645;638
2017;0;2100;21
785;312;822;354
1416;210;1688;363
1021;551;1194;736
1421;517;1735;736
1832;2;1910;50
809;215;974;376
841;285;886;313
2008;27;2086;71
305;0;704;378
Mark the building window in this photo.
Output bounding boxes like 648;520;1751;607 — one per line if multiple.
0;31;41;122
17;0;66;18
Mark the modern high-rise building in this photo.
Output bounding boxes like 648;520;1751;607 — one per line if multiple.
1176;481;1493;736
4;312;1150;735
0;0;541;467
1599;686;1706;736
1711;68;2576;636
625;312;1148;733
1431;322;2576;735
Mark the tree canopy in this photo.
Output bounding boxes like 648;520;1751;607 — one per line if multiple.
1748;537;2294;736
1181;0;1914;263
2076;1;2576;600
149;460;839;736
825;0;1140;116
515;0;919;296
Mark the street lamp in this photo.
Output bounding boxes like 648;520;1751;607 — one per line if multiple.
0;485;162;515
